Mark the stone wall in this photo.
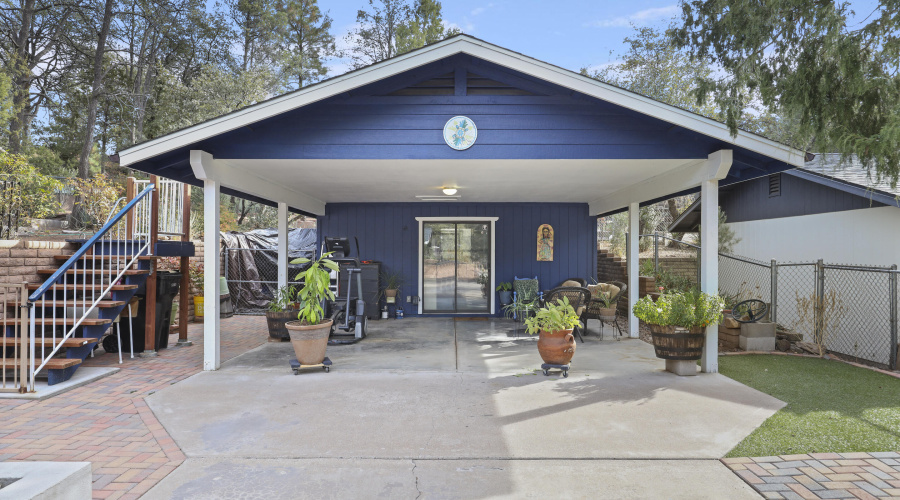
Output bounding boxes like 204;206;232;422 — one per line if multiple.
0;240;77;309
638;257;699;284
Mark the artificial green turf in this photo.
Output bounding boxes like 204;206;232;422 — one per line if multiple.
719;354;900;457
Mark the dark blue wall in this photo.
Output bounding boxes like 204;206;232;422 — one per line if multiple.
721;173;886;223
318;202;597;315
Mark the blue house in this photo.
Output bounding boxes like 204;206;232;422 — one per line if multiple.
669;154;900;266
116;35;807;374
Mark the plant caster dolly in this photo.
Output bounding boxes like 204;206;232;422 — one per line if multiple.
541;363;570;378
290;357;332;374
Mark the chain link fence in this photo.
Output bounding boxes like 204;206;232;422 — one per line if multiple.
224;247;303;314
635;234;900;370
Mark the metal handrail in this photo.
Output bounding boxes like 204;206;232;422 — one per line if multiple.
29;185;155;301
102;197;127;227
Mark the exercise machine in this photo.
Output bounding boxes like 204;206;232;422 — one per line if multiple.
323;237;367;344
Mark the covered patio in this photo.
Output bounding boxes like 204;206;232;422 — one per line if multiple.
142;316;782;498
116;34;807;377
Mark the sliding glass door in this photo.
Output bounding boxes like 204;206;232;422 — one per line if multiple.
422;222;491;313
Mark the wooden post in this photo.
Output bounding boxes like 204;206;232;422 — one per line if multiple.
177;182;192;346
141;175;160;357
125;177;135;239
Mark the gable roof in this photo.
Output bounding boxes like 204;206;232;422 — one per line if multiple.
117;34;807;168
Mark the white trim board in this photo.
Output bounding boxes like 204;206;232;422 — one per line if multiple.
118;36;806;169
416;217;498;315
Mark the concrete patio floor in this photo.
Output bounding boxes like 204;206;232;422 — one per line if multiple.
144;317;784;499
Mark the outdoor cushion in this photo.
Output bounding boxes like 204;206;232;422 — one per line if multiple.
561;280;582;288
600;283;621;298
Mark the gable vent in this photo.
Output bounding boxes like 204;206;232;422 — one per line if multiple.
768;173;782;197
386;72;541;96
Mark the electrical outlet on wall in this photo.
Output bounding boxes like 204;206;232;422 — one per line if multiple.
406;296;411;303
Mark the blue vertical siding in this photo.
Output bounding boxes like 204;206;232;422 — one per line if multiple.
318;202;597;315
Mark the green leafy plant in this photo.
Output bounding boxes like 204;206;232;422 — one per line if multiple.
268;285;296;313
632;292;724;328
523;297;581;335
188;261;204;297
496;282;512;292
594;290;616;309
379;270;405;300
291;252;339;325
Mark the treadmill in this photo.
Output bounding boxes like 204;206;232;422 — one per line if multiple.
323;237;367;344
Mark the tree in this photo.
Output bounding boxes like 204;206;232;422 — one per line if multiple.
75;0;116;180
345;0;407;68
275;0;335;88
225;0;279;72
395;0;458;55
670;0;900;187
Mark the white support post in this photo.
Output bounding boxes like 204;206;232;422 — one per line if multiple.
277;202;289;290
203;179;221;371
627;202;640;338
700;179;719;373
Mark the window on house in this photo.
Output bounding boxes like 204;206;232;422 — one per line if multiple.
768;173;782;197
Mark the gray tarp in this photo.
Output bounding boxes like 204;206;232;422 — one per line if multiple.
221;228;317;313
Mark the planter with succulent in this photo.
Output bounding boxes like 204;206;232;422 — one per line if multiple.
632;291;724;375
189;262;204;321
285;253;339;365
524;297;581;366
379;270;404;305
496;282;513;306
265;285;297;342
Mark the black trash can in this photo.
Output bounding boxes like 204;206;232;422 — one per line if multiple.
117;271;181;352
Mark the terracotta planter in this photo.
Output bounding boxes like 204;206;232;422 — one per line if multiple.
265;310;296;342
649;325;705;361
285;319;333;365
537;328;576;365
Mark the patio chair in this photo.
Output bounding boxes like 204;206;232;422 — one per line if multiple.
583;281;627;340
543;286;592;343
506;276;543;336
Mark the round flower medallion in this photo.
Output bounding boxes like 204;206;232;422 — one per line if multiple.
443;116;477;150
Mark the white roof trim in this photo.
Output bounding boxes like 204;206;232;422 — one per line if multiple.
118;35;806;168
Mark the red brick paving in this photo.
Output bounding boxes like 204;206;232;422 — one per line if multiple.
723;453;900;499
0;315;266;499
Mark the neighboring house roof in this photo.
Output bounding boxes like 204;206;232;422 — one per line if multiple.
117;34;807;168
668;154;900;232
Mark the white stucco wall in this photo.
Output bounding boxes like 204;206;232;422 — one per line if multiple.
728;205;900;266
725;206;900;367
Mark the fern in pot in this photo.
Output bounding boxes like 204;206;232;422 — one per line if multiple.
524;297;582;365
285;253;339;365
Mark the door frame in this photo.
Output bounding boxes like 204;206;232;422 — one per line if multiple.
416;217;498;315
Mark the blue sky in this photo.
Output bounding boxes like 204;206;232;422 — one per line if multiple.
324;0;883;77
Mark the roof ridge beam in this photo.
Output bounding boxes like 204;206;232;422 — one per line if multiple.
190;150;326;216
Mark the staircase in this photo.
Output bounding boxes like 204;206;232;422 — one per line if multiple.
1;184;156;392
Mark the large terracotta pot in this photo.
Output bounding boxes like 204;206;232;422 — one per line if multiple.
265;310;296;342
285;319;333;365
537;328;576;365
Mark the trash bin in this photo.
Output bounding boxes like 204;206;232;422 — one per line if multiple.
118;271;181;351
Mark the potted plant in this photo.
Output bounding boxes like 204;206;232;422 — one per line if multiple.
285;253;339;365
189;261;204;322
633;291;724;362
379;270;404;305
523;297;581;365
265;285;297;342
589;282;620;321
496;282;513;306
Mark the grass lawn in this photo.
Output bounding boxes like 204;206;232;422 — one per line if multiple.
720;354;900;457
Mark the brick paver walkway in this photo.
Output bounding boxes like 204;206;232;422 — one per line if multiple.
0;315;266;499
724;453;900;500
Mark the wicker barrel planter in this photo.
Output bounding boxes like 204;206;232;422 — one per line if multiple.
649;324;705;361
265;310;297;342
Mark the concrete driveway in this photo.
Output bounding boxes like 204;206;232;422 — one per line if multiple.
144;318;782;499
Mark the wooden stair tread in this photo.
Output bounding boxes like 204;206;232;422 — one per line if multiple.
27;284;138;291
0;337;98;347
54;255;158;261
38;269;149;276
0;358;80;369
0;318;112;326
4;301;126;311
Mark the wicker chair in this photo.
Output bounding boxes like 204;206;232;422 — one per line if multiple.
582;281;627;340
543;286;592;343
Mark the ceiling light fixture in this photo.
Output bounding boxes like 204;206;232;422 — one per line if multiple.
442;187;458;195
